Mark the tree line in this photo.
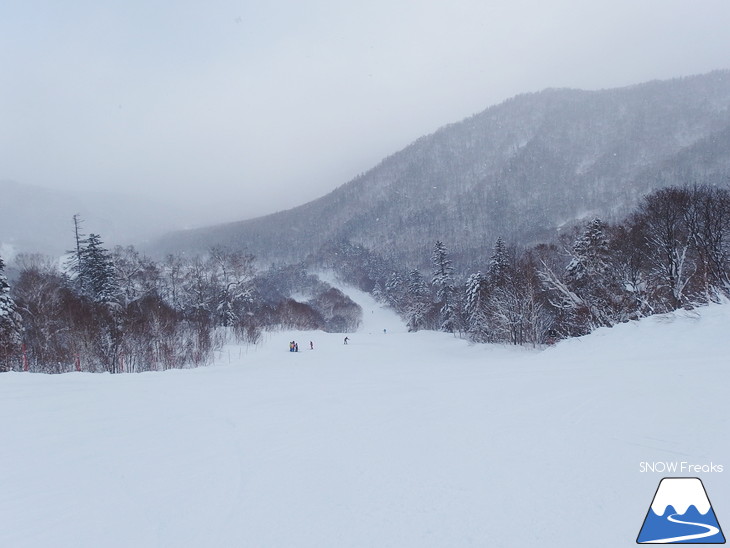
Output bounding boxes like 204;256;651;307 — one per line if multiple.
362;185;730;345
1;184;728;372
0;217;362;373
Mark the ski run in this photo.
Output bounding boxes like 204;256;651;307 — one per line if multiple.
1;283;728;547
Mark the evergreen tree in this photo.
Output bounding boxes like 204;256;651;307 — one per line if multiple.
480;239;520;343
371;280;385;302
78;234;120;304
0;256;23;370
464;271;489;341
431;241;456;332
543;218;623;332
384;271;405;312
487;237;511;288
405;268;430;332
431;241;454;290
565;219;611;284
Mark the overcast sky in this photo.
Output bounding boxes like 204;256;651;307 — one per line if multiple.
2;0;729;226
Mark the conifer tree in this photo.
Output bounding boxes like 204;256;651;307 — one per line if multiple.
0;256;23;370
486;240;529;343
384;271;405;312
405;268;430;332
371;280;385;302
431;241;456;332
487;237;511;288
464;271;489;341
565;219;611;284
544;218;621;332
78;234;120;304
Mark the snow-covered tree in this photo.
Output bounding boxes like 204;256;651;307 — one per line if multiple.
405;268;431;332
684;186;730;300
431;241;456;332
69;233;120;305
160;254;185;311
182;256;215;322
209;246;255;329
384;271;406;312
541;219;628;334
0;256;23;370
487;237;511;288
517;256;554;347
565;219;611;284
431;241;453;290
111;245;160;305
489;252;555;346
464;271;489;341
371;280;385;302
635;190;695;310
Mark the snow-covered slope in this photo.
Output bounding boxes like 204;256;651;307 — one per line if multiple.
0;288;728;547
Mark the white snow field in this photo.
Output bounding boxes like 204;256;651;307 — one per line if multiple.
1;284;728;547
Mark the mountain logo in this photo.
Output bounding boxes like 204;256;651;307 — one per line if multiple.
637;477;725;544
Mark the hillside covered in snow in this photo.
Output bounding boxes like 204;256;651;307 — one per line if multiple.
153;70;730;268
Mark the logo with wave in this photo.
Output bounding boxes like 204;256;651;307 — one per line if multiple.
637;477;725;544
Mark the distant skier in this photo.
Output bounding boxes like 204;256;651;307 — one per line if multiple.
344;336;349;345
295;342;299;352
310;341;314;350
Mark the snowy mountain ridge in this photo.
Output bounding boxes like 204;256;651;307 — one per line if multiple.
152;70;730;269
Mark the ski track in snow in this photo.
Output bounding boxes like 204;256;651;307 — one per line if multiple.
1;279;729;548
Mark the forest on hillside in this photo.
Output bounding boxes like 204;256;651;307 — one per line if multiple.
153;72;730;270
318;184;730;345
0;223;362;373
1;185;729;373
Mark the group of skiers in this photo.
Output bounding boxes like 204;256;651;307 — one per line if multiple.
289;341;316;352
286;328;388;352
288;338;352;351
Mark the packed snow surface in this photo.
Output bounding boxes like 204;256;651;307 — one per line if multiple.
1;284;728;547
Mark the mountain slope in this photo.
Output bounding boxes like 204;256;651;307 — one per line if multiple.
153;70;730;267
